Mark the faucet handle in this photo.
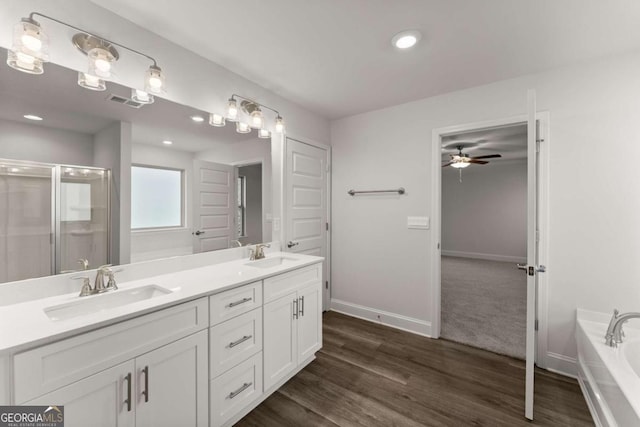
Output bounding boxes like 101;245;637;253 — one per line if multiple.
97;264;113;272
78;259;89;270
72;275;94;297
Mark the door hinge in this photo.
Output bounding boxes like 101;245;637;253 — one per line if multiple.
326;222;329;231
325;281;329;289
535;319;539;331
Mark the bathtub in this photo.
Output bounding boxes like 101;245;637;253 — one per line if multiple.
576;309;640;427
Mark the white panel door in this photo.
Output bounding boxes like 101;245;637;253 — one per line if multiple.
26;360;135;427
192;160;237;253
524;89;539;420
135;331;208;427
263;292;297;390
297;283;322;362
285;138;329;309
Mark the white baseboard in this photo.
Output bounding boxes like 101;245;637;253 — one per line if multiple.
330;299;432;337
442;250;526;264
545;352;577;378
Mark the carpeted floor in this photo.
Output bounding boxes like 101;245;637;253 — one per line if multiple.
441;256;526;359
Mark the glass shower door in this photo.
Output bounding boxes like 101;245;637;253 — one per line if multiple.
58;166;110;273
0;161;55;282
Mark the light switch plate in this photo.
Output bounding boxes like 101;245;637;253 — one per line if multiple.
407;216;429;230
273;218;281;231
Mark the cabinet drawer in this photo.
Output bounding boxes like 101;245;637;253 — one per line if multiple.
209;281;262;326
210;352;263;427
210;308;262;378
263;264;321;303
14;297;208;404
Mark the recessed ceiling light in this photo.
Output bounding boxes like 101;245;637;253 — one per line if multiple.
391;30;421;49
190;115;204;123
162;140;173;145
23;114;43;121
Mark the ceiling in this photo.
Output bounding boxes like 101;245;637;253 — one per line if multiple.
0;48;258;152
90;0;640;119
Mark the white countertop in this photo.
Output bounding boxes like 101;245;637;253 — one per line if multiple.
0;252;323;355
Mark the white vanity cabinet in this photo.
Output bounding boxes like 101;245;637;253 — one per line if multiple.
263;265;322;391
14;298;209;427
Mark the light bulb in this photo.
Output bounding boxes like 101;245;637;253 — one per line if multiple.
88;47;115;79
451;161;470;169
258;129;271;139
209;113;226;127
12;18;49;61
94;58;111;73
132;89;154;104
145;65;165;94
250;108;264;128
21;33;42;52
274;115;285;133
77;72;106;91
236;122;251;134
227;98;238;121
7;50;43;74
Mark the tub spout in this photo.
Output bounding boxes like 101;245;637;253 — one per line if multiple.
605;309;640;347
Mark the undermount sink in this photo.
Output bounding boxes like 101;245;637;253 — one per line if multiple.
244;256;297;269
44;285;172;321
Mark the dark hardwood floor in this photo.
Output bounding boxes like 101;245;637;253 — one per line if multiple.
237;311;593;426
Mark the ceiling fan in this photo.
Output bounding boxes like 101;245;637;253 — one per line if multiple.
442;145;502;168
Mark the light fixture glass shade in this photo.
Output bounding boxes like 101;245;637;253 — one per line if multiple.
258;128;271;139
88;47;116;79
236;122;251;134
450;161;470;169
131;89;154;104
249;107;264;129
77;72;106;91
209;113;226;127
6;49;43;74
12;18;49;62
227;98;238;122
274;115;285;133
144;65;165;94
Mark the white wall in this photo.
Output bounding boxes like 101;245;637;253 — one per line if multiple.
130;143;194;262
331;50;640;372
0;118;94;165
442;161;527;263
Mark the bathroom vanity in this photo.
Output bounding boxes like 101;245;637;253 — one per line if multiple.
0;248;323;427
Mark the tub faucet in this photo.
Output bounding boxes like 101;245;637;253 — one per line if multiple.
605;309;640;347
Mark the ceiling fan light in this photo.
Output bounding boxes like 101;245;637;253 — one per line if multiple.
144;65;165;94
451;161;470;169
209;113;226;127
227;98;238;121
77;71;106;91
6;49;43;74
131;89;154;104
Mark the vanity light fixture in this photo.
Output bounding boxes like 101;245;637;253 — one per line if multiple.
258;128;271;139
7;12;166;94
228;94;285;133
209;113;226;127
391;30;422;49
78;72;106;91
236;122;251;134
23;114;43;121
131;89;154;104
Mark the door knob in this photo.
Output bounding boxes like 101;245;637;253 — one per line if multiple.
516;263;527;271
193;230;205;236
287;241;299;248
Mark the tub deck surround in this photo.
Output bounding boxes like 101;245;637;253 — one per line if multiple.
576;309;640;426
0;249;323;354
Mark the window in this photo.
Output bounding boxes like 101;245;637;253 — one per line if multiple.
131;165;183;229
237;175;246;237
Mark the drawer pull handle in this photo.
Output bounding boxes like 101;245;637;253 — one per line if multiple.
228;382;252;399
227;297;252;308
142;366;149;403
228;335;252;348
124;372;132;412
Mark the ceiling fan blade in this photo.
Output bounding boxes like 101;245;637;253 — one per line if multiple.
468;159;489;165
442;162;454;167
470;154;502;160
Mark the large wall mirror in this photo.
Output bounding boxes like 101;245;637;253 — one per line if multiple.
0;47;274;283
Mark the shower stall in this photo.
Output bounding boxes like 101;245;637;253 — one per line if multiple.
0;159;110;283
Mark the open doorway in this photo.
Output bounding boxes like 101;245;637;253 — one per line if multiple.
440;124;527;359
236;163;263;246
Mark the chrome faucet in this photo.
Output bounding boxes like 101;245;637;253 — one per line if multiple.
605;309;640;347
230;239;243;248
249;243;271;260
94;265;114;293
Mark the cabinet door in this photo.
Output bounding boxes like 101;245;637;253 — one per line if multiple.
297;282;322;362
263;292;298;390
25;360;135;427
135;331;208;427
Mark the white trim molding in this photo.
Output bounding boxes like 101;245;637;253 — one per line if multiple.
330;299;432;337
546;352;577;378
